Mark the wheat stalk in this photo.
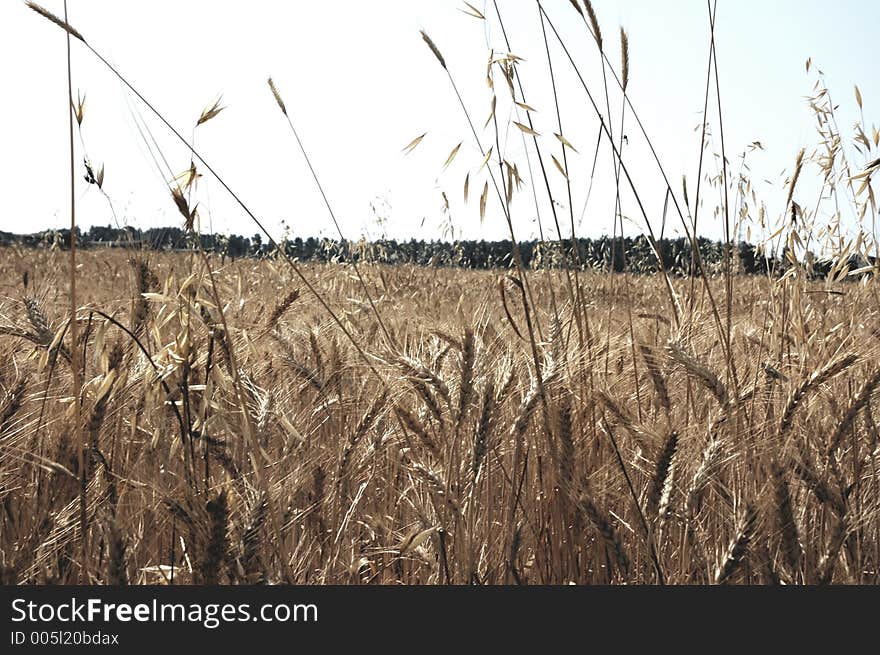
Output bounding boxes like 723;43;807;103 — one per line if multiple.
715;503;759;584
778;353;858;442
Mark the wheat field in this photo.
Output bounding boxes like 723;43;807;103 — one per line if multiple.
1;246;878;584
3;1;879;585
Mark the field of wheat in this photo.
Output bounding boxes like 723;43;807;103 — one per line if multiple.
0;246;877;585
3;1;879;586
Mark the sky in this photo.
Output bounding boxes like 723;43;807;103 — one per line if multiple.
0;0;877;245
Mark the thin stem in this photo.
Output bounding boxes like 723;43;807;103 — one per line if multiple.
602;419;665;585
63;0;86;582
707;0;740;399
273;95;394;347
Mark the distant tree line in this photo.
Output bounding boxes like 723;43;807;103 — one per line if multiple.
1;224;874;277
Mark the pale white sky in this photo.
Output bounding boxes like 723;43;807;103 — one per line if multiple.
0;1;877;244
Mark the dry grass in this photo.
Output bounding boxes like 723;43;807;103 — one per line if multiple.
10;1;879;586
0;248;878;585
